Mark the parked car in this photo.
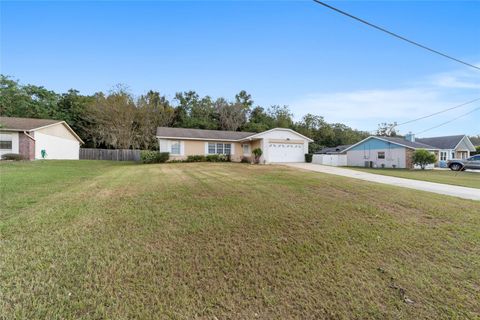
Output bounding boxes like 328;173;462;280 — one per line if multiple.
448;155;480;171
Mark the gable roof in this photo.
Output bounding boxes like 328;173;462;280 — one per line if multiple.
0;116;84;144
470;136;480;146
156;127;256;141
0;116;62;131
416;135;469;150
342;136;438;153
156;127;314;142
244;128;314;142
379;136;437;149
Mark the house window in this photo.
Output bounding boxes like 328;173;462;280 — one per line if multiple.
208;143;231;155
0;140;12;150
224;144;231;155
440;151;447;161
208;143;216;154
451;152;455;159
242;144;250;155
216;143;224;154
170;141;181;155
377;151;385;159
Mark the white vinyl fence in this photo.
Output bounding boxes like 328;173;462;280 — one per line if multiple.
312;154;347;167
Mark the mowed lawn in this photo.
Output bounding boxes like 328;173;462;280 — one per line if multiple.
1;161;479;319
349;167;480;189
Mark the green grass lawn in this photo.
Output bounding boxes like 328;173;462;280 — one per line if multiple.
1;161;479;319
348;167;480;189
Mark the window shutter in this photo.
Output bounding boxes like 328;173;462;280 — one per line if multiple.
159;139;168;152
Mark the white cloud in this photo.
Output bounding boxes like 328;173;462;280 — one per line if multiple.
289;66;480;134
429;67;480;89
291;88;453;125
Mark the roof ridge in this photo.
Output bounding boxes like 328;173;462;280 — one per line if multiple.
157;126;256;135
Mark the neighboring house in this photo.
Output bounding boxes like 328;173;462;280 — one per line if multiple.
416;135;476;167
469;136;480;147
0;117;83;160
342;134;438;169
316;145;352;154
156;127;313;163
312;145;351;166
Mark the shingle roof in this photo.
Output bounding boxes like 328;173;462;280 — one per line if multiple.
0;117;63;131
470;136;480;146
315;145;351;154
416;135;466;150
156;127;256;141
378;136;437;149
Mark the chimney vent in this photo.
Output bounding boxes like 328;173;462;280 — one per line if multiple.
405;132;415;142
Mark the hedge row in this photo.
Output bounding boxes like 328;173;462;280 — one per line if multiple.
185;154;230;162
140;151;170;164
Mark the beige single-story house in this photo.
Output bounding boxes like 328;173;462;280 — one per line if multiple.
0;117;83;160
156;127;313;163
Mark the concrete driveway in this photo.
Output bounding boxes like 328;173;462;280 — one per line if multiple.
283;163;480;201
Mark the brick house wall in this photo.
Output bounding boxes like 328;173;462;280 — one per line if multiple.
405;148;414;169
19;132;35;160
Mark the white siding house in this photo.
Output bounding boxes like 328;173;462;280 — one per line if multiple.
0;117;83;160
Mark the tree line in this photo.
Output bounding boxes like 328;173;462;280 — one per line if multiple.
0;75;370;152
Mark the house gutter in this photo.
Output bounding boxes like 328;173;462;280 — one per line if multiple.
23;131;36;141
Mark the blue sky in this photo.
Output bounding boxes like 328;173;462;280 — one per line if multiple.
1;0;479;136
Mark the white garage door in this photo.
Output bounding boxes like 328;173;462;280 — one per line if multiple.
268;143;305;163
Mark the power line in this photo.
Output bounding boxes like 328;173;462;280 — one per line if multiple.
312;0;480;71
415;106;480;135
395;97;480;127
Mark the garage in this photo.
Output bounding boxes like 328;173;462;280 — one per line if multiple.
0;116;83;160
241;128;312;164
267;142;306;163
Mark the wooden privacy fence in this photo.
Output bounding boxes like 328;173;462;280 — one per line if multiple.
80;148;142;161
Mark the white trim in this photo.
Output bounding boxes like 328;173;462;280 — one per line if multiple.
342;137;379;153
2;122;84;144
205;142;233;155
156;136;240;142
241;128;314;142
180;141;185;156
242;143;251;156
453;135;476;152
23;131;36;141
33;121;84;144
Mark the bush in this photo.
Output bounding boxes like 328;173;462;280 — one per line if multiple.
186;155;206;162
1;153;24;161
140;151;169;164
205;154;230;162
412;149;436;170
252;148;263;164
241;156;251;163
305;153;313;163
